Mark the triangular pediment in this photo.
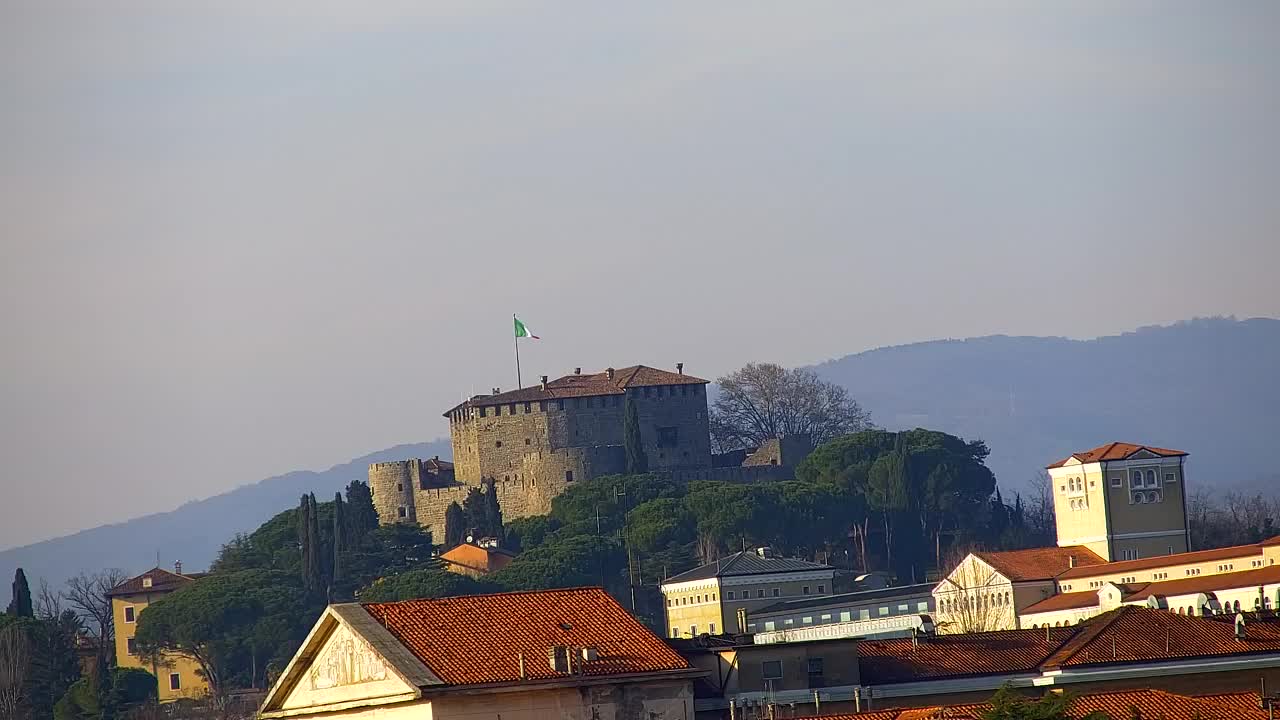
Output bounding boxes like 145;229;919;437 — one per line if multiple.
261;605;440;717
1062;456;1085;467
1127;449;1158;460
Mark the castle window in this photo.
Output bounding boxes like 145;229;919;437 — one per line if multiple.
565;470;574;483
525;438;531;445
524;402;531;413
396;483;403;492
397;506;407;518
657;426;679;448
495;441;502;448
509;403;516;415
539;401;546;412
480;407;488;417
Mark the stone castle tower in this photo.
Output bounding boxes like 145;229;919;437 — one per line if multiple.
369;364;712;540
1046;442;1190;562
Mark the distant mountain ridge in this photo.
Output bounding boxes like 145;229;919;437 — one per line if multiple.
5;317;1277;590
813;316;1280;496
0;440;450;590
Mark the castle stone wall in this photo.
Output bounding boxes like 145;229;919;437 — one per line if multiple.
369;460;419;525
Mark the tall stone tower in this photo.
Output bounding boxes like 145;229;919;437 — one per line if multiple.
1046;442;1190;562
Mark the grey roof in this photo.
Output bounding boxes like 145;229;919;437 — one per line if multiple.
751;582;937;616
663;551;834;584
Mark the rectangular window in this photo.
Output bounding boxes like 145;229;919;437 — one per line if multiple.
509;403;516;415
840;611;852;622
690;624;697;635
764;621;776;631
539;401;546;412
802;616;813;624
1111;477;1122;487
667;598;672;607
727;591;735;600
126;638;137;655
803;586;810;595
807;658;824;675
878;606;889;616
757;589;765;598
565;470;574;483
397;506;407;518
859;609;870;621
169;673;181;691
672;627;679;638
657;426;679;448
124;606;135;623
524;402;532;413
1165;473;1176;483
818;585;825;594
696;595;701;603
761;660;783;680
917;601;930;612
772;588;780;597
820;613;831;622
709;623;716;633
897;603;910;613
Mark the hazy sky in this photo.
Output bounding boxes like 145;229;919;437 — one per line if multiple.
2;2;1278;551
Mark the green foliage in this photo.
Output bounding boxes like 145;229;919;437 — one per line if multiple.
623;397;648;474
3;612;83;720
54;668;156;720
332;492;346;592
504;515;559;553
981;685;1111;720
482;480;504;542
133;569;311;697
488;534;626;592
360;568;491;602
8;568;32;617
444;502;466;547
462;486;486;537
345;480;379;539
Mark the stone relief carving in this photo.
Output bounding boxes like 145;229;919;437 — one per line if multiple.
308;626;389;690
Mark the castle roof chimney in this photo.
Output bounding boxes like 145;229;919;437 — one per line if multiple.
174;560;182;575
1069;555;1076;569
677;362;684;375
574;367;581;375
606;367;615;381
492;387;501;395
540;375;548;389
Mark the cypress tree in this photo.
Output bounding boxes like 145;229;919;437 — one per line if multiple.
482;479;504;541
444;502;466;547
623;396;648;475
7;568;32;617
298;495;313;592
332;492;345;587
462;487;486;540
306;493;323;594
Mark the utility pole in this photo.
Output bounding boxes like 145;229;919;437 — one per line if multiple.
616;486;637;611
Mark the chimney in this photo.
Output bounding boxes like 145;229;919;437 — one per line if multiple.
606;367;615;381
677;362;684;375
540;375;548;389
492;387;501;395
174;560;182;575
574;367;581;375
1069;555;1076;569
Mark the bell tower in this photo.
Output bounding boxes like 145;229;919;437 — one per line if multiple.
1046;442;1190;562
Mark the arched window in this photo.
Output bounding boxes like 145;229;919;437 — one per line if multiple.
1006;592;1012;605
1146;469;1157;487
1234;600;1242;613
1131;471;1142;488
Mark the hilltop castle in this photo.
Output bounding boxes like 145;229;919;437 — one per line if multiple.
369;364;806;539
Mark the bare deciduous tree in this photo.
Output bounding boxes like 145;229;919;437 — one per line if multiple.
63;569;127;667
1025;471;1057;541
0;625;30;720
934;545;1014;634
34;580;62;621
709;363;872;452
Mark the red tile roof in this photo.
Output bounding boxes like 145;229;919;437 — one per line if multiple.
972;546;1106;582
859;607;1280;685
1057;541;1261;580
1020;589;1105;615
106;567;199;597
857;627;1077;684
798;690;1266;719
1042;605;1280;670
445;365;706;414
361;587;690;687
1121;563;1280;602
1046;442;1187;469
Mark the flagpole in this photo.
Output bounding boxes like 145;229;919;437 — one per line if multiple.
513;314;522;389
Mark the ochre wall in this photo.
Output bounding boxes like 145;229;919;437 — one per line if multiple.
113;592;208;702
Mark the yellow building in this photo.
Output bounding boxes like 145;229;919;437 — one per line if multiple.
660;548;836;638
1046;442;1190;562
258;587;699;720
108;567;209;702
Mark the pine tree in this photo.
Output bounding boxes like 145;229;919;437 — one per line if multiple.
444;502;466;547
7;568;32;617
623;396;648;475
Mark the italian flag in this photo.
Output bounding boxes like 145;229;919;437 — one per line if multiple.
514;316;540;339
